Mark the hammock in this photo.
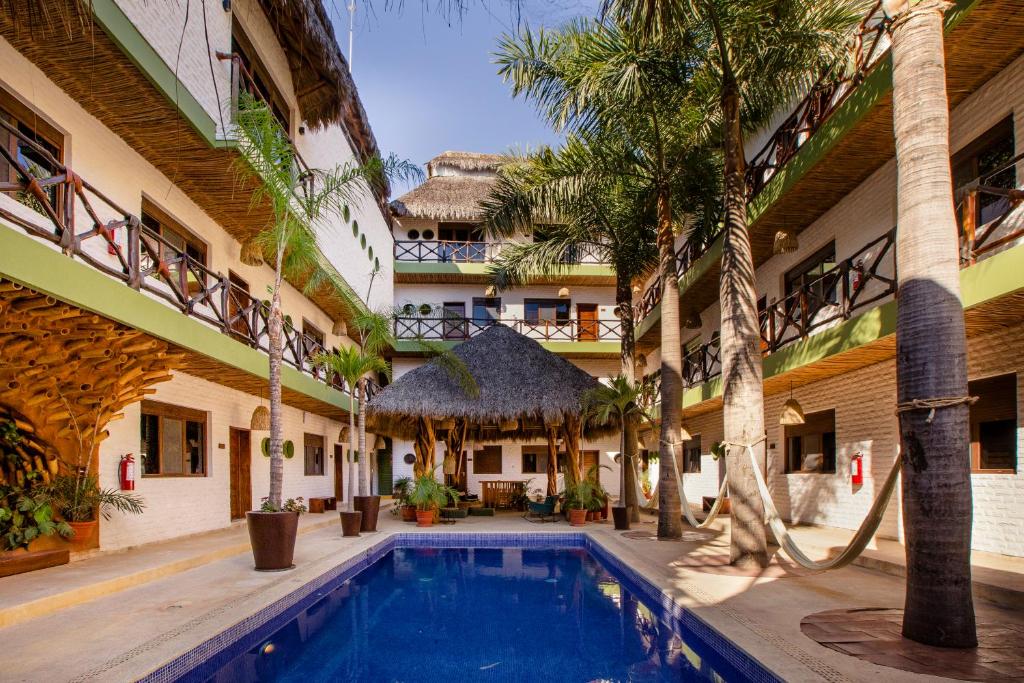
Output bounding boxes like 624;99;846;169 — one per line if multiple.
636;446;729;529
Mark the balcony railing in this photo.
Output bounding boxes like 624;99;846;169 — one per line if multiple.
0;116;371;401
634;235;721;322
393;316;622;343
394;239;609;265
957;152;1024;265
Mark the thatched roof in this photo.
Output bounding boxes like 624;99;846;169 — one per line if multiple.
390;175;496;221
427;151;506;174
256;1;381;165
366;325;616;441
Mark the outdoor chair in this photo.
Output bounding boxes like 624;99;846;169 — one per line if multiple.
524;495;559;523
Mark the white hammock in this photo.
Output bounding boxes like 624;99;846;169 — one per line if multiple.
637;447;729;529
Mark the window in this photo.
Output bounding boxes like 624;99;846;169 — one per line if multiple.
1;89;64;221
232;21;291;132
473;446;502;474
303;321;325;348
682;435;702;473
784;242;838;307
583;450;600;481
969;374;1017;473
141;200;208;294
442;301;467;339
522;447;548;474
227;271;252;341
953;117;1016;226
438;223;484;261
525;299;570;325
472;297;501;324
140;401;207;476
784;409;836;473
437;223;482;242
304;433;325;476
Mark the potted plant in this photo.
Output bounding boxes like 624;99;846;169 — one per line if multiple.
391;476;417;522
439;485;467;520
248;497;306;570
47;472;144;551
509;479;532;511
339;508;362;537
563;481;592;527
408;472;449;527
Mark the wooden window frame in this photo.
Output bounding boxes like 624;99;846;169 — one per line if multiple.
524;298;571;325
969;373;1018;474
140;400;209;478
473;445;503;475
231;19;292;134
0;87;65;222
437;222;482;242
140;198;209;267
952;116;1016;227
521;446;547;474
304;433;325;477
783;409;837;474
682;434;702;474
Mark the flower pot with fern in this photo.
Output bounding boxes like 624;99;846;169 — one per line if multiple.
47;473;144;550
408;471;449;527
563;480;594;527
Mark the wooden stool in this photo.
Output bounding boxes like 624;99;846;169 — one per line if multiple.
309;497;329;513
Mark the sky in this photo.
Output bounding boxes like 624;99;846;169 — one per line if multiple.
324;1;600;193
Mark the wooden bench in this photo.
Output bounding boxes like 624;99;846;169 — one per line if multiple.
308;497;337;513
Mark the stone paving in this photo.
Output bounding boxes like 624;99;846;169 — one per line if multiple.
0;510;1021;682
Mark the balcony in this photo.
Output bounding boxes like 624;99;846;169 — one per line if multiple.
394;239;609;264
0;117;371;403
393;316;622;343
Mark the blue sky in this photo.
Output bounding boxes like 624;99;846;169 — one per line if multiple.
326;1;599;193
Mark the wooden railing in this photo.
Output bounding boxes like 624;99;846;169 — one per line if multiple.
393;316;622;342
0;116;372;401
957;152;1024;265
393;239;609;265
745;1;890;198
634;235;720;321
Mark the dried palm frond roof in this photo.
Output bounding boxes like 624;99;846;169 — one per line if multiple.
390;175;496;221
427;151;506;174
366;325;616;442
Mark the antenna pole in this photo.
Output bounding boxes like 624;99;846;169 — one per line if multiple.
347;0;355;72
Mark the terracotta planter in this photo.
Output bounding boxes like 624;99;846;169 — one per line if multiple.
401;504;417;522
415;509;434;527
568;508;587;527
67;520;97;551
339;510;363;537
353;495;380;532
600;502;609;520
611;506;630;531
246;511;299;571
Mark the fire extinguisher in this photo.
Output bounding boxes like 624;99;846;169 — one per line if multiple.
119;454;136;491
850;451;863;486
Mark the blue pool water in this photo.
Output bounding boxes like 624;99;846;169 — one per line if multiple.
162;537;773;683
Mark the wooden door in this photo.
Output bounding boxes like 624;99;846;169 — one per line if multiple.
229;428;251;519
577;304;598;341
583;450;600;482
334;443;345;500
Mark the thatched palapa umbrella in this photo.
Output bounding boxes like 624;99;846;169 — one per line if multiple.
367;325;615;494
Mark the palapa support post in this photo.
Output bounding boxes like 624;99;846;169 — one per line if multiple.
413;416;436;477
561;414;582;487
545;426;559;497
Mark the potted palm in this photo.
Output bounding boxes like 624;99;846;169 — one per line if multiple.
234;95;417;571
563;480;593;527
47;472;144;550
408;472;449;527
391;476;417;522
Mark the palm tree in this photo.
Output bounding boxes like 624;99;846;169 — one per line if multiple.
351;308;396;497
480;141;661;520
314;346;388;508
887;0;976;648
609;0;865;566
234;96;419;510
581;375;648;508
496;17;720;538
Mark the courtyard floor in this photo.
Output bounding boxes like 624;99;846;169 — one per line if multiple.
0;508;1021;682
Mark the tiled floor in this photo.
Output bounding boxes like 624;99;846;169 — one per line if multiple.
802;608;1024;681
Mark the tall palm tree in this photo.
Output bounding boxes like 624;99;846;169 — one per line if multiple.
314;346;388;508
496;18;720;538
581;374;649;508
480;141;662;520
234;96;397;510
351;308;396;497
609;0;866;566
887;0;976;648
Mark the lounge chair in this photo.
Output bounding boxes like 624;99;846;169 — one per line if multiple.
524;495;558;523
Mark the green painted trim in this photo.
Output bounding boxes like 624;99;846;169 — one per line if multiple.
392;339;620;357
394;261;615;279
0;225;355;414
90;0;228;149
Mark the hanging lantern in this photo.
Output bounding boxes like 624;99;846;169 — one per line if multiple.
240;237;264;267
484;285;497;297
250;405;270;431
683;310;702;329
631;283;642;295
773;229;799;255
499;419;518;432
779;383;806;425
436;417;456;431
332;320;347;336
373;434;385;451
557;287;570;299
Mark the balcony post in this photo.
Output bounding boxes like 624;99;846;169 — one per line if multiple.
962;189;977;265
126;215;141;290
219;275;230;333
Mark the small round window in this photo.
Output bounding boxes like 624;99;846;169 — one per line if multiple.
351;220;359;237
422;229;435;240
402;303;415;315
407;229;420;240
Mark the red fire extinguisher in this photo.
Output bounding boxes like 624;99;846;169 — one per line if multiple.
119;454;136;491
850;452;864;486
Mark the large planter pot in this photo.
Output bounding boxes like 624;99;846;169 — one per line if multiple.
415;509;434;527
401;504;417;522
339;510;363;537
67;520;98;551
611;506;630;531
246;511;299;571
353;495;381;532
568;508;587;527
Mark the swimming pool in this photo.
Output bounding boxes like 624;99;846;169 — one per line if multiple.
149;534;777;682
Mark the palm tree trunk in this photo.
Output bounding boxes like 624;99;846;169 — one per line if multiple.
347;396;357;511
616;276;641;521
718;79;768;567
267;279;285;510
357;378;369;496
546;427;559;496
562;414;582;486
656;189;683;539
891;0;976;647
